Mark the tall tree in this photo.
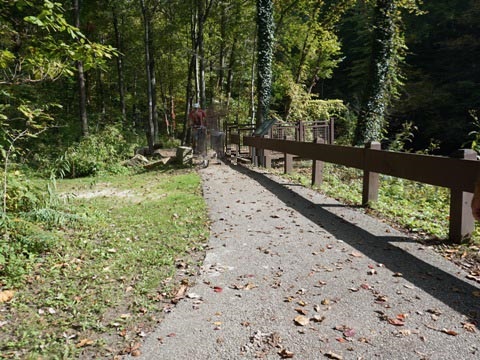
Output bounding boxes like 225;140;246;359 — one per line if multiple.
73;0;89;137
353;0;397;145
256;0;274;125
111;3;127;122
140;0;160;151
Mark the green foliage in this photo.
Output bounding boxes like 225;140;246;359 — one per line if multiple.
59;126;137;178
274;0;345;89
354;0;399;145
387;121;416;152
0;169;209;358
1;170;50;214
465;110;480;154
286;82;349;122
0;217;58;286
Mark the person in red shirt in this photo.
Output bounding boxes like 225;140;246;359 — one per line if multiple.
189;103;206;128
188;103;208;166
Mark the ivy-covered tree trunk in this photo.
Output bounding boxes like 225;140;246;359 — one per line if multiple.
354;0;397;145
256;0;274;126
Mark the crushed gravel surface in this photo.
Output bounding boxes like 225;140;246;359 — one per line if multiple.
128;161;480;360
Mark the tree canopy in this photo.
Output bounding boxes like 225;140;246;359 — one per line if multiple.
1;0;478;160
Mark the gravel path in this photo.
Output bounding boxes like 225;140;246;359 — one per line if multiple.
130;161;480;360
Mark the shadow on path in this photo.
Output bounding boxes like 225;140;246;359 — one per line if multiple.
230;163;480;322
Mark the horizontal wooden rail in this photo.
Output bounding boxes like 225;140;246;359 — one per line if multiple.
243;136;480;242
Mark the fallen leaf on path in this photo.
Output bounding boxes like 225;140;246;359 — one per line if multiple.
311;315;325;323
172;284;188;303
441;329;458;336
466;274;480;283
426;308;442;315
244;282;257;290
387;318;405;326
462;322;477;332
325;351;343;359
295;308;308;315
186;293;201;299
395;329;412;337
294;315;310;326
131;350;142;357
278;349;294;358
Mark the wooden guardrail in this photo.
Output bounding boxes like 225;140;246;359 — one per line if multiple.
243;136;480;243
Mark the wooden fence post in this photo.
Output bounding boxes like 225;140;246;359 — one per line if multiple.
362;142;381;206
329;117;335;144
284;135;293;174
297;121;305;142
449;149;476;243
312;137;324;186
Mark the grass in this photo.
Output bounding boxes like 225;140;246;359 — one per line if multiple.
1;156;479;359
0;167;209;359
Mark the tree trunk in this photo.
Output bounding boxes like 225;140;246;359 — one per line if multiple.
112;6;126;122
148;20;159;144
250;32;257;125
73;0;88;137
218;4;227;100
182;55;196;145
256;0;274;126
198;0;206;107
140;0;155;152
226;41;236;106
354;0;396;145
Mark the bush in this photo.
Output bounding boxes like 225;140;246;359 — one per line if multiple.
1;170;45;213
57;125;137;178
